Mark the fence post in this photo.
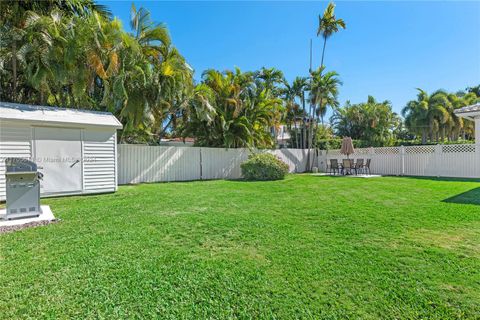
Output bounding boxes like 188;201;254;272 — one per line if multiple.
476;144;480;178
434;144;442;177
400;145;405;176
199;147;203;180
369;147;375;174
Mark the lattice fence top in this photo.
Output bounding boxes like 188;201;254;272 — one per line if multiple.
405;145;435;154
374;147;400;155
354;148;372;155
326;149;342;155
321;144;477;156
442;144;476;153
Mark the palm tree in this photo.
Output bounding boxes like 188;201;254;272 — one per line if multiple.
303;1;345;169
310;68;342;125
0;0;111;103
182;68;283;148
402;89;452;143
331;96;399;146
130;4;171;59
255;67;285;98
282;81;303;148
292;77;309;149
317;2;346;69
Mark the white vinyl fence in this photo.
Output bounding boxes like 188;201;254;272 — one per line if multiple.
118;144;480;185
118;145;313;184
318;144;480;178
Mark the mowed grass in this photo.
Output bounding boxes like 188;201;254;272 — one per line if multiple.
1;175;479;319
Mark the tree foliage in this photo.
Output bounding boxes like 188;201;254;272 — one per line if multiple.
331;96;401;147
181;68;284;148
402;89;479;143
0;1;193;143
1;1;477;148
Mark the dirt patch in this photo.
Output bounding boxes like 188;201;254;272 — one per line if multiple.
0;219;59;234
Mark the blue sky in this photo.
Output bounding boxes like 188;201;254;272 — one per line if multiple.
100;1;480;115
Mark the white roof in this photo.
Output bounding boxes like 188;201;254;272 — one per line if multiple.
454;103;480;119
0;102;122;129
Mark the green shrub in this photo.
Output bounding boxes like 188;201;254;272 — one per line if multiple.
241;153;289;181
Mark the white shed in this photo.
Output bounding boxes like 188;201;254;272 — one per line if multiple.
0;102;122;200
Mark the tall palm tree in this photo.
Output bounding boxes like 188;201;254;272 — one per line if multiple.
303;1;345;169
282;81;303;148
130;4;171;59
317;2;346;69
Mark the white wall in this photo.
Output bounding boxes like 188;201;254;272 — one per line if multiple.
476;118;480;142
83;129;117;193
0;121;32;200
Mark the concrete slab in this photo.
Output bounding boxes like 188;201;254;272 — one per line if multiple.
311;173;382;178
0;205;55;227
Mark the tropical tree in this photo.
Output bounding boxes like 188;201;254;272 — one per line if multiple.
1;1;193;143
281;81;305;148
255;67;285;97
467;85;480;97
304;1;345;168
292;77;309;149
0;0;111;103
317;2;346;69
403;88;480;143
310;67;342;125
331;96;400;146
403;89;454;143
181;68;283;148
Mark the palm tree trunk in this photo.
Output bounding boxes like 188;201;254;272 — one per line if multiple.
307;37;328;170
294;120;299;148
320;37;327;69
302;94;307;149
12;42;17;102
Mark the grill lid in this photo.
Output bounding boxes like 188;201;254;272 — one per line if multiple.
5;158;38;173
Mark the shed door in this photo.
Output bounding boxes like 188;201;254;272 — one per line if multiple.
34;127;82;194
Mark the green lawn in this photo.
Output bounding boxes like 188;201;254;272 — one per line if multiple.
1;175;479;319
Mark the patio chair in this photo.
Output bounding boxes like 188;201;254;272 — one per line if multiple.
353;159;364;175
349;159;355;169
363;159;371;175
328;159;340;175
341;159;352;175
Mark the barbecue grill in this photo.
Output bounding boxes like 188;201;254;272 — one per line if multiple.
4;158;43;219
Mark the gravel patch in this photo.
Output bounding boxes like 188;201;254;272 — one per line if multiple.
0;219;60;234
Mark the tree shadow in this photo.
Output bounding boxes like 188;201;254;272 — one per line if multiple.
443;187;480;206
402;176;480;183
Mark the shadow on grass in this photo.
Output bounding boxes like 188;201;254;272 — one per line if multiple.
443;187;480;206
400;176;480;183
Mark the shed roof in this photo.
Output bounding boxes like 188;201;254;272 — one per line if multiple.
454;103;480;120
0;102;123;129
